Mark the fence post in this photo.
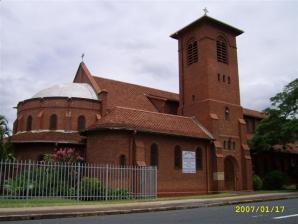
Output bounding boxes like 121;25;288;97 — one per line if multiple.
155;166;157;199
105;164;109;200
26;160;31;201
76;163;80;202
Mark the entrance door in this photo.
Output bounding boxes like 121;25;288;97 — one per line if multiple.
224;157;236;191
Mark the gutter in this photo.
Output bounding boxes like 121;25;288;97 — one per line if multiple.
83;126;212;141
11;140;85;145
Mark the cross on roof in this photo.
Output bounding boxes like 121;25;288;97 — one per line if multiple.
203;7;209;15
81;53;85;62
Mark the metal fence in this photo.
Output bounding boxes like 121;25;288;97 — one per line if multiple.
0;160;157;200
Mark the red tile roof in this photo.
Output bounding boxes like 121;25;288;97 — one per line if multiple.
170;15;244;39
11;131;84;144
93;75;267;123
87;106;213;140
93;76;179;112
243;108;265;119
272;142;298;154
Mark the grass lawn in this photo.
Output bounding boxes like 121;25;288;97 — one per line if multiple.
0;190;296;208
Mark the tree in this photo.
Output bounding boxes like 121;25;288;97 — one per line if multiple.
0;115;14;160
250;78;298;151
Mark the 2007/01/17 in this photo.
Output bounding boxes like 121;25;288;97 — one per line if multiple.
234;205;285;213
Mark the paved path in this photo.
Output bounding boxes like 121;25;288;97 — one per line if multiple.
2;198;298;224
0;192;297;221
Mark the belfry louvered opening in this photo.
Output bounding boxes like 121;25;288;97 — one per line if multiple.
187;40;198;65
216;37;228;64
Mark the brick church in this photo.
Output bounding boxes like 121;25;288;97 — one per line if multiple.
11;15;262;195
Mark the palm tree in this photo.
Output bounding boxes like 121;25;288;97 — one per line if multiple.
0;115;14;160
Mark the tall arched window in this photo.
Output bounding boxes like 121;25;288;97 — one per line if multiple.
150;143;159;167
174;145;182;169
37;154;44;162
119;154;126;166
228;138;232;149
78;115;86;130
225;107;230;120
26;115;32;131
187;40;198;65
216;36;228;64
232;141;236;150
49;114;57;130
196;147;203;170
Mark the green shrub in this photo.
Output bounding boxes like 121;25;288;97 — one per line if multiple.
79;177;104;200
108;188;132;200
3;166;74;197
264;170;287;190
4;174;33;196
3;167;133;201
253;175;263;190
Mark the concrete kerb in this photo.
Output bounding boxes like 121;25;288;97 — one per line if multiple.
0;194;298;221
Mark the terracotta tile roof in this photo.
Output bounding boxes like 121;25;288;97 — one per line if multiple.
272;142;298;154
10;131;84;144
243;108;265;119
93;76;179;112
87;106;213;140
171;15;243;39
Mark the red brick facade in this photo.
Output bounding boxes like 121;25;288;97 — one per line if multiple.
86;131;211;195
172;16;252;191
11;15;256;195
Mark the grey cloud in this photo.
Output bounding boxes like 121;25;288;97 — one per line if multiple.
1;0;297;129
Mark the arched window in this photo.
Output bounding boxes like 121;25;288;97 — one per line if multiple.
49;114;57;130
223;140;227;149
119;154;126;166
216;36;228;64
196;147;203;170
187;40;198;65
37;154;44;162
77;115;86;130
150;143;159;167
228;76;231;84
26;115;32;131
232;141;236;150
217;73;220;81
228;138;232;149
225;107;230;120
174;145;182;169
223;75;226;82
192;95;196;103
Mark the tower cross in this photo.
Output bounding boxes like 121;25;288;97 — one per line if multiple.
203;7;209;15
81;53;85;62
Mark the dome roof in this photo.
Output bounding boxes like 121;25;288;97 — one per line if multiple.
32;83;98;100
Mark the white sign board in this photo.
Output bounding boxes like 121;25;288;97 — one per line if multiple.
182;151;196;173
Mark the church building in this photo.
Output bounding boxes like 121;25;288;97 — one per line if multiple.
11;15;258;195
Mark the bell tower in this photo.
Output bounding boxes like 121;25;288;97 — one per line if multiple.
171;15;252;191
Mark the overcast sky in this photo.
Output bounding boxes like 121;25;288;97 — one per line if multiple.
0;0;298;128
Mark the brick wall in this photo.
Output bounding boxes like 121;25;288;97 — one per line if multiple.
86;130;212;195
16;97;101;132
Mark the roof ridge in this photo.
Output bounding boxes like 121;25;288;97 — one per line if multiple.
170;15;243;39
115;106;194;119
191;117;214;140
93;75;178;96
243;107;264;113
